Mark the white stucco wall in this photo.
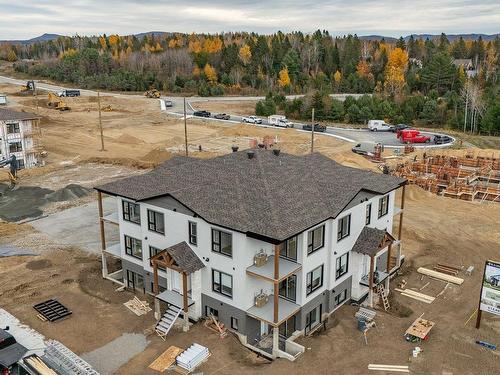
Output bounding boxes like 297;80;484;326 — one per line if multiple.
0;119;37;168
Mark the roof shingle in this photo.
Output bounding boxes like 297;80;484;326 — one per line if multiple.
352;227;392;256
164;241;205;274
0;108;40;121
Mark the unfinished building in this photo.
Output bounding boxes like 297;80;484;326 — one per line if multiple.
394;153;500;202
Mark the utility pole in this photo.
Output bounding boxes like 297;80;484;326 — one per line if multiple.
97;90;105;151
183;96;188;156
310;108;315;154
463;87;468;133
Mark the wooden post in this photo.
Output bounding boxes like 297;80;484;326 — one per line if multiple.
97;191;108;278
97;91;105;151
311;108;315;154
182;272;189;331
386;243;392;272
183;97;188;156
369;255;375;307
398;184;406;240
274;244;280;324
153;262;159;295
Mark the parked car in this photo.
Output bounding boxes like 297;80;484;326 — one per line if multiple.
398;129;431;143
302;123;326;132
433;135;453;144
57;89;80;97
241;115;262;124
390;123;410;132
193;110;211;117
368;120;391;132
164;100;173;107
214;113;230;120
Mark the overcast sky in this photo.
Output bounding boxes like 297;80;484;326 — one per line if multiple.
1;0;499;40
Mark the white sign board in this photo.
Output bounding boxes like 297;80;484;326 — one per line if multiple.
479;260;500;316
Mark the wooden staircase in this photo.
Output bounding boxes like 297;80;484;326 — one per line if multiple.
155;304;181;340
377;284;390;311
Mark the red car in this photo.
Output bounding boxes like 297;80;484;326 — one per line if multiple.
397;129;431;144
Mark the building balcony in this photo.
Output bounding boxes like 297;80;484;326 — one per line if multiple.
393;206;404;216
359;270;389;287
246;295;301;326
156;290;194;309
102;211;119;225
246;255;301;282
103;242;121;257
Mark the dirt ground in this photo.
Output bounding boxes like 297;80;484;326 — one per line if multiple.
191;100;259;116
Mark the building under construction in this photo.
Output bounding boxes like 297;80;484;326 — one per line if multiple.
394;153;500;203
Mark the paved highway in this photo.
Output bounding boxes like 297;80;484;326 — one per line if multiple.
0;75;454;149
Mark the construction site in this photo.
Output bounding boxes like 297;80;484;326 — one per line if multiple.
0;77;499;375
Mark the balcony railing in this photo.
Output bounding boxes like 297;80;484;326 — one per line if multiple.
359;270;389;287
246;255;301;282
246;295;301;326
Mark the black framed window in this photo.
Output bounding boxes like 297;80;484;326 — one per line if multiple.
279;315;296;338
126;270;144;293
124;235;142;259
231;317;239;330
212;229;232;257
122;200;141;224
149;246;166;271
17;159;25;169
378;195;389;218
307;225;325;255
150;282;166;293
335;289;348;305
6;123;20;134
9;142;22;153
279;275;297;302
306;265;324;295
189;221;197;245
305;304;322;334
205;306;218;317
212;269;233;298
280;236;298;261
336;253;349;279
147;209;164;234
366;203;372;225
337;214;351;241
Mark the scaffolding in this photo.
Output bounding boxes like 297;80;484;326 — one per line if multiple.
394;154;500;203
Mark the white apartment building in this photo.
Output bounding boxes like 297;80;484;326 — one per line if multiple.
95;149;406;360
0;108;40;169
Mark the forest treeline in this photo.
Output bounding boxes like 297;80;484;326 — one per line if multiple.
0;31;498;133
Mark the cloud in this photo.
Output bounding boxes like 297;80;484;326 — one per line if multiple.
0;0;498;39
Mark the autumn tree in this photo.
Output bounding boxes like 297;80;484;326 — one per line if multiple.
204;63;217;85
277;67;291;88
384;47;408;96
7;50;17;62
238;44;252;65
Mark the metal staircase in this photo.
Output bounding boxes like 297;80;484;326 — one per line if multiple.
376;284;390;311
155;305;181;340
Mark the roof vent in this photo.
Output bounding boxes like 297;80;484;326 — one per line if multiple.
231;145;239;152
273;149;281;156
258;143;265;149
247;150;255;159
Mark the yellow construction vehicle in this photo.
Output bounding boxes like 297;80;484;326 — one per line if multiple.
0;156;18;189
47;92;70;111
19;80;36;96
144;88;161;98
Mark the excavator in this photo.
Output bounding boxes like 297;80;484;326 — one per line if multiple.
47;92;70;111
144;88;161;98
19;80;36;96
0;155;18;189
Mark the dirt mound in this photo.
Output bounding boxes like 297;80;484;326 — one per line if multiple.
115;133;144;144
140;148;172;165
83;157;153;169
45;184;91;202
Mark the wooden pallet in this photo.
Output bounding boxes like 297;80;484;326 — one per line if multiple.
124;297;152;316
148;346;184;372
33;299;72;322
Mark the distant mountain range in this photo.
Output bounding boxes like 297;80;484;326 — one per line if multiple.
2;32;498;45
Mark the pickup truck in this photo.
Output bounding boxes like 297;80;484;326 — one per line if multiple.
433;135;453;144
241;115;262;124
302;123;326;132
193;110;211;117
214;113;230;120
57;89;81;97
398;129;431;144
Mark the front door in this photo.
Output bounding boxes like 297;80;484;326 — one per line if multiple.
172;271;181;292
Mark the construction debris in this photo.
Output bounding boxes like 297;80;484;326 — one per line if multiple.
405;317;435;342
203;314;227;338
394;153;500;203
396;288;435;304
368;364;410;373
148;346;184;372
24;355;58;375
417;267;464;285
123;297;151;316
436;283;451;298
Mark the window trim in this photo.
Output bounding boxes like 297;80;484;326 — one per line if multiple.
307;225;325;255
335;289;348;305
306;264;324;296
335;253;349;280
8;141;22;153
124;234;142;260
337;214;351;241
188;221;198;246
6;123;20;134
122;200;141;225
378;195;389;218
212;269;233;298
280;235;298;261
231;317;239;330
147;209;165;234
211;228;233;258
366;203;372;225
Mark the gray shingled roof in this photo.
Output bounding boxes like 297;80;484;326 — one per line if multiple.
95;150;406;242
165;241;205;274
352;227;392;256
0;108;40;121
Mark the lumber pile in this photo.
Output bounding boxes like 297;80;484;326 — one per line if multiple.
24;356;58;375
176;343;210;373
417;267;464;285
433;263;460;276
395;288;435;304
124;297;152;316
203;314;227;338
149;346;184;372
368;364;409;373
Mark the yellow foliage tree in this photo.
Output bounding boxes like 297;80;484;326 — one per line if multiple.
277;67;291;88
59;48;77;59
193;66;201;77
168;39;177;48
204;64;217;85
384;47;408;96
188;40;202;53
7;49;17;62
333;70;342;83
98;36;107;50
203;37;222;53
356;60;372;78
238;44;252;65
154;42;163;52
108;34;119;48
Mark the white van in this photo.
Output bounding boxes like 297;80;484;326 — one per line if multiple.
368;120;391;132
268;115;292;128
